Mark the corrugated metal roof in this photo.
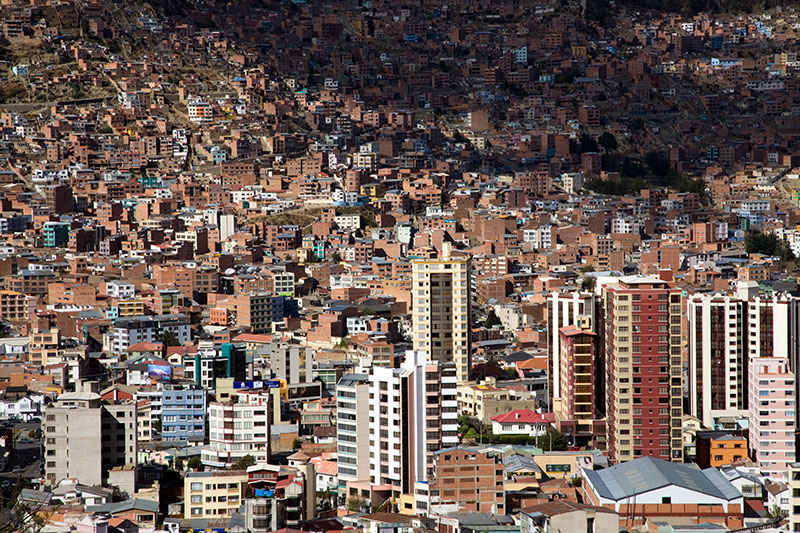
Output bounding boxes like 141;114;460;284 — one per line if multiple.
584;456;742;501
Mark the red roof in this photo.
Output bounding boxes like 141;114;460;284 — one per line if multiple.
491;408;548;424
127;342;163;352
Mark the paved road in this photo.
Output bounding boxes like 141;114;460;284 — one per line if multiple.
0;422;43;489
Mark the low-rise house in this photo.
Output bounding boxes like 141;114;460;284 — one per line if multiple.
519;501;618;533
490;409;548;436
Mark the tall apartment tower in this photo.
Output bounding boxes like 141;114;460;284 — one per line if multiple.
748;357;796;479
688;287;800;431
335;373;370;503
202;390;272;468
411;243;472;383
603;276;683;464
789;463;800;532
687;294;748;428
554;322;605;448
44;391;137;487
547;290;598;402
366;351;458;504
747;294;800;362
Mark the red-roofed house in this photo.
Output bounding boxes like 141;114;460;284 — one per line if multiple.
491;408;549;436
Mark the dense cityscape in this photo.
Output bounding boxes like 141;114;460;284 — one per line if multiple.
2;0;800;532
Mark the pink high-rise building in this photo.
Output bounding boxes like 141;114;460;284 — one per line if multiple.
749;357;796;479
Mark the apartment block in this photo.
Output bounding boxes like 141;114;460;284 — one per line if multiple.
554;324;605;448
428;447;505;515
548;290;597;403
363;351;458;510
266;341;312;384
688;294;748;428
411;244;472;383
602;276;683;463
789;462;800;532
335;373;370;502
29;327;60;366
106;314;191;354
161;384;207;442
44;391;137;487
748;357;795;479
202;390;272;468
184;470;248;518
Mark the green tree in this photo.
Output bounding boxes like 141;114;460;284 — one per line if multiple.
745;232;795;261
27;430;36;439
345;496;367;513
187;456;203;470
232;454;256;471
292;438;301;450
485;310;501;328
157;331;181;347
578;133;598;153
645;151;671;178
505;367;518;379
598;131;618;152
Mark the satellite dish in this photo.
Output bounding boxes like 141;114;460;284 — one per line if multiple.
224;268;235;276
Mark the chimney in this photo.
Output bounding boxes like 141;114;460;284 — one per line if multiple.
442;241;452;259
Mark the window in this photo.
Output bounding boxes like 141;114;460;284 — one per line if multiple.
191;483;203;491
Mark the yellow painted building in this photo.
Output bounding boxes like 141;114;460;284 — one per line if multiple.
457;382;510;421
184;470;248;518
117;298;146;318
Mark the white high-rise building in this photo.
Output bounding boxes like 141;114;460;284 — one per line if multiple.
548;290;597;400
688;294;748;428
411;244;472;383
203;390;272;468
336;352;457;507
335;373;370;503
747;294;800;361
688;287;800;429
367;352;458;494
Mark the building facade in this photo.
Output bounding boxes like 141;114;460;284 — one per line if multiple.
748;357;796;479
602;276;683;463
202;390;272;468
411;244;472;383
44;391;137;487
161;384;207;442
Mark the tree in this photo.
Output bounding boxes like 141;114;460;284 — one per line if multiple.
485;310;501;328
27;430;36;439
598;131;618;152
745;232;795;261
505;367;518;379
151;419;162;434
345;496;366;513
645;151;670;178
292;438;301;450
187;456;203;471
232;454;256;471
578;133;598;154
331;252;342;263
157;331;180;347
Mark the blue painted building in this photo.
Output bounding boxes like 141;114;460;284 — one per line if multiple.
161;384;207;442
